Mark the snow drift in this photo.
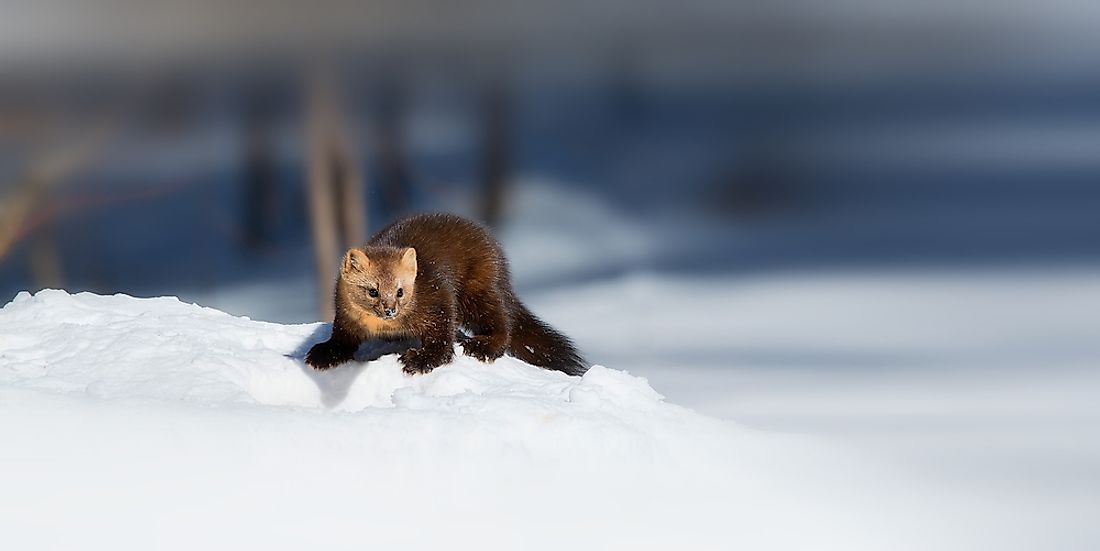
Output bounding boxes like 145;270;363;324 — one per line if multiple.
0;290;936;550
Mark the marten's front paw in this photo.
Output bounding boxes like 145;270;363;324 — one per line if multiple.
306;341;352;370
461;336;506;363
399;348;432;374
399;347;450;375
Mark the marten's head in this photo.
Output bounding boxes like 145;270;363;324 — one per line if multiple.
338;246;417;320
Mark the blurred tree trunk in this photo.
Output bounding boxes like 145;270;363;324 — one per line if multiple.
333;125;366;249
305;71;367;320
242;86;278;250
479;76;512;228
373;75;410;216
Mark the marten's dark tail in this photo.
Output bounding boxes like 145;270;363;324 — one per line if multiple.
507;298;588;376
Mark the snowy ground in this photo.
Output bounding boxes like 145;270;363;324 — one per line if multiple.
527;267;1100;550
1;267;1098;549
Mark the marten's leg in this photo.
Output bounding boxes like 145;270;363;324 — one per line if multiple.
306;324;360;370
400;294;457;374
459;287;511;363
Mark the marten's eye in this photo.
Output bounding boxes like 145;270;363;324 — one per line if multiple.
368;288;379;298
397;288;404;298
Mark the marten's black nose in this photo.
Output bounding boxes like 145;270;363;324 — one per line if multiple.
383;307;396;318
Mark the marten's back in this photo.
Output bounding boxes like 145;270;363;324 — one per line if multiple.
368;213;508;292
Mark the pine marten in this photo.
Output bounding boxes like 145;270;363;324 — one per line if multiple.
306;213;587;376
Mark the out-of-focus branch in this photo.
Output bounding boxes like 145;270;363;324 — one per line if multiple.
0;129;109;262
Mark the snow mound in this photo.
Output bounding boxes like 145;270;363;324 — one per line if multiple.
1;289;668;417
0;290;926;551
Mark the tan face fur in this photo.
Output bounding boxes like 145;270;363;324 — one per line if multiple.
339;247;417;324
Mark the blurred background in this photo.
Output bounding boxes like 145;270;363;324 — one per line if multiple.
1;0;1099;543
3;0;1099;321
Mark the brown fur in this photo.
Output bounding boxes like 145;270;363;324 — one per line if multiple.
306;213;588;376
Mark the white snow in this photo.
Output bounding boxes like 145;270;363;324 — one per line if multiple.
526;268;1100;551
0;289;929;551
2;273;1097;550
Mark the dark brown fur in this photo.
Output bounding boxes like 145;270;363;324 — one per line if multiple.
306;213;587;376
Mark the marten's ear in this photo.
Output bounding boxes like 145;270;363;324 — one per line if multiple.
399;247;417;277
342;249;369;273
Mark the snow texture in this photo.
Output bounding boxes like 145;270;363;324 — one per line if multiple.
0;290;943;550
